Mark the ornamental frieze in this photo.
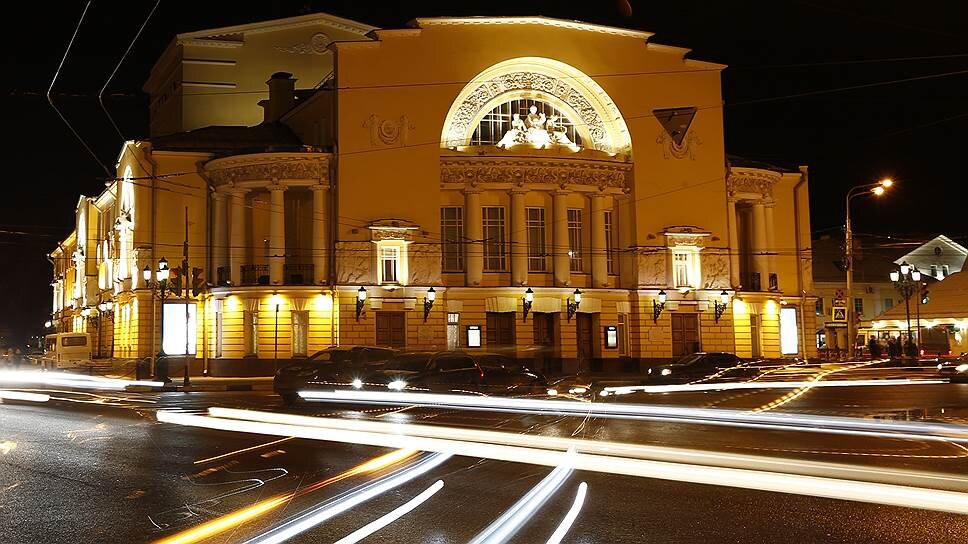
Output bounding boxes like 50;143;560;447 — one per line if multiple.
727;167;781;198
440;157;631;191
205;155;331;186
447;72;612;153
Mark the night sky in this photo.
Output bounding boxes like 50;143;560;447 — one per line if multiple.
2;1;966;343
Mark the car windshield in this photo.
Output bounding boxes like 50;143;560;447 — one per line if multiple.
478;355;525;372
383;354;431;371
309;350;354;363
675;354;705;366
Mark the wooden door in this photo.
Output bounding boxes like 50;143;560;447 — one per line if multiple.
486;312;516;350
532;313;557;373
375;312;406;348
576;313;595;370
750;314;761;358
671;313;701;357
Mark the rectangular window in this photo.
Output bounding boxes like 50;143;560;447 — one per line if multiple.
568;208;583;272
526;207;546;272
930;265;938;278
447;312;460;350
482;206;506;271
617;314;629;356
440;207;464;272
884;297;894;311
380;246;399;284
604;210;615;275
815;297;824;316
673;252;691;287
943;264;950;277
244;310;258;356
292;310;309;357
853;297;864;316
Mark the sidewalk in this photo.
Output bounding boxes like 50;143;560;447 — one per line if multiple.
124;376;275;393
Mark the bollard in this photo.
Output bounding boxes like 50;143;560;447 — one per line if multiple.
183;364;191;388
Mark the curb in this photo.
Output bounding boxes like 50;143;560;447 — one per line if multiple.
149;383;275;393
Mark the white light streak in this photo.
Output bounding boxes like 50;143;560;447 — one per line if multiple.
606;378;946;395
332;480;444;544
470;462;573;544
241;453;451;544
0;369;162;391
158;410;968;515
0;390;50;402
545;482;587;544
295;390;968;443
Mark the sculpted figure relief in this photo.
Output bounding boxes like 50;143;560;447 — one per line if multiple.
496;104;576;150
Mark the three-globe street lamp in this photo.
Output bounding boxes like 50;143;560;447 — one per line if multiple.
143;257;171;380
890;262;921;356
845;178;893;358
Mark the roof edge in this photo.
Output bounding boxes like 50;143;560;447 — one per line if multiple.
412;16;653;39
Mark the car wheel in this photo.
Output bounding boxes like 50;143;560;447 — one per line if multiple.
280;393;300;405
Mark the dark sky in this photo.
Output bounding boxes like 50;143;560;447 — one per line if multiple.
2;0;967;343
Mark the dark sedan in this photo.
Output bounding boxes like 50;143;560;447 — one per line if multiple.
274;345;396;403
647;352;755;383
937;356;968;383
362;351;547;394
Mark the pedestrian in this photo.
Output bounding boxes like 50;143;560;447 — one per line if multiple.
905;338;918;358
868;336;882;359
886;337;897;359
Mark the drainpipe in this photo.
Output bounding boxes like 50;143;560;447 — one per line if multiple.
794;166;809;359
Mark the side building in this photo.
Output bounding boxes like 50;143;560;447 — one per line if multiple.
49;14;817;375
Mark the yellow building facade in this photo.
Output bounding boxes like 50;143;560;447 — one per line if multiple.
50;14;817;375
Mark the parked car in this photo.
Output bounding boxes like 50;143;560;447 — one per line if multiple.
647;352;755;383
362;351;547;394
937;356;968;383
274;345;397;404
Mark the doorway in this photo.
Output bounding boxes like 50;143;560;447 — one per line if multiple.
375;311;406;349
750;314;762;358
485;312;516;353
532;313;558;374
671;313;701;357
576;313;598;371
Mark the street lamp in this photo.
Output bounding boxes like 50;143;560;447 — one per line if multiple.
714;290;730;322
144;257;171;380
567;289;581;321
269;294;282;366
890;261;921;357
844;177;893;358
423;287;436;322
653;290;668;323
522;288;534;321
356;286;367;321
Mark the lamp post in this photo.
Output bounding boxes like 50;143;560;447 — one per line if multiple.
844;178;893;358
143;257;170;380
269;294;282;368
423;287;436;322
889;262;921;357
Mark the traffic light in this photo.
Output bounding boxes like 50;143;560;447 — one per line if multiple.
168;267;183;297
920;285;929;305
191;267;205;297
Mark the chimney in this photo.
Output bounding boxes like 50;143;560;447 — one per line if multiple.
260;72;296;123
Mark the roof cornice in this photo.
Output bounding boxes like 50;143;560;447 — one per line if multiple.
176;12;376;42
413;16;653;39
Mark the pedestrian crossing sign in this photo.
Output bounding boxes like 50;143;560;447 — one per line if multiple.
831;306;847;322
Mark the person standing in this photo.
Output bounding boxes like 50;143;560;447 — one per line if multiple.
868;336;882;359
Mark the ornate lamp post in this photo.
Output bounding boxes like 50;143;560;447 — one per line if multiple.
844;178;893;358
143;257;170;380
889;261;921;356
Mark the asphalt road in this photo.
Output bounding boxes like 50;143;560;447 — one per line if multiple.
3;368;968;543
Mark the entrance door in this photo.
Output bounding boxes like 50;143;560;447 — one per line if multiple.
576;313;596;371
375;311;406;349
486;312;516;352
532;313;558;373
750;314;762;358
671;313;700;357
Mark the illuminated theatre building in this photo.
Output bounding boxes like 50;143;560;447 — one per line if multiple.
48;14;817;375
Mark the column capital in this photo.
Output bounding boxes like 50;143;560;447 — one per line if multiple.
212;191;228;201
310;183;331;192
228;184;250;196
508;187;529;196
462;187;483;195
267;182;288;193
553;189;571;197
588;192;606;201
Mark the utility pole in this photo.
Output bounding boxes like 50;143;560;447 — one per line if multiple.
183;207;191;385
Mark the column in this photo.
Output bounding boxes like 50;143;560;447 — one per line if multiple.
268;183;287;286
228;188;248;286
751;201;769;290
510;189;528;286
553;190;571;287
589;193;607;288
726;197;740;288
764;199;777;284
212;192;228;282
464;189;483;286
311;184;329;284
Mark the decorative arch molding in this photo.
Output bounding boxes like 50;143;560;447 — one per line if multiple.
441;57;632;156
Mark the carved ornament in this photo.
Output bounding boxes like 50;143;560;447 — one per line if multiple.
440;156;631;191
205;154;330;186
369;220;420;242
364;115;414;147
656;130;702;160
727;167;782;198
275;33;331;55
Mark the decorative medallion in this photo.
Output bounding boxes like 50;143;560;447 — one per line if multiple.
364;115;415;147
275;33;330;55
656;130;702;160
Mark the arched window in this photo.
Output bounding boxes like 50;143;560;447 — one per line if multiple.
471;99;583;148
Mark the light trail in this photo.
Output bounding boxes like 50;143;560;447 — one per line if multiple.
157;410;968;514
0;390;50;402
332;480;444;544
242;453;452;544
0;369;163;391
469;462;573;544
752;362;874;412
605;378;945;395
193;437;296;465
295;390;968;443
205;408;968;488
545;482;588;544
154;448;416;544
